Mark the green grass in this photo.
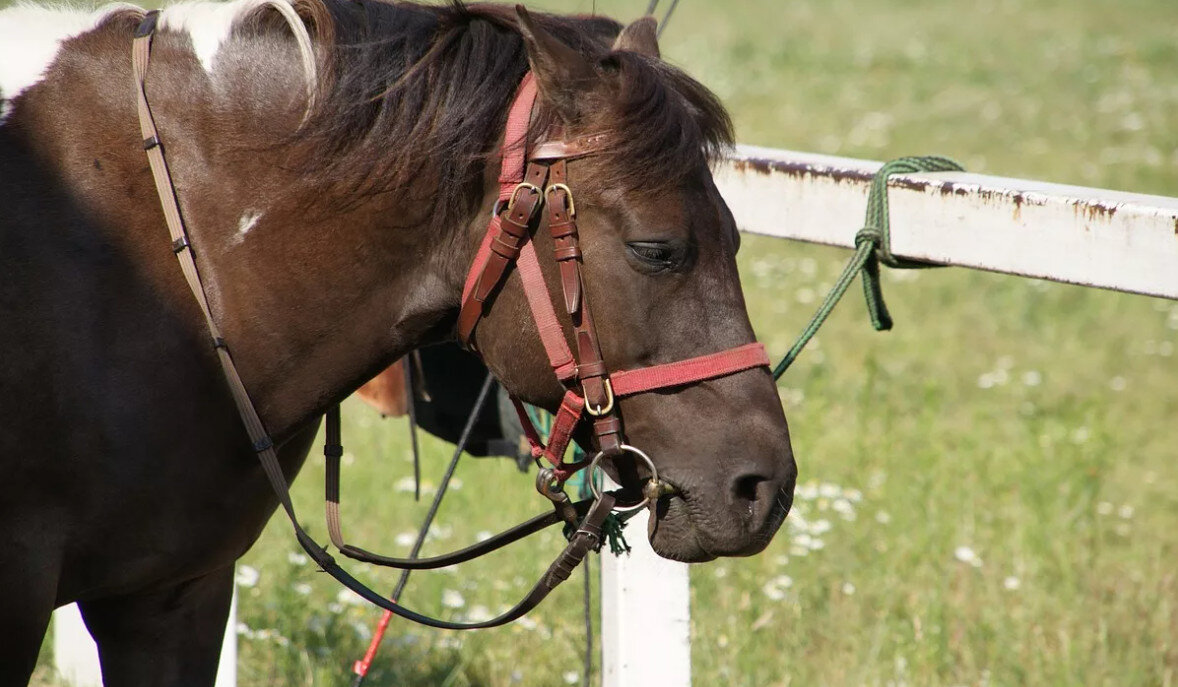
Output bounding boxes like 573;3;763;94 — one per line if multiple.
26;0;1178;684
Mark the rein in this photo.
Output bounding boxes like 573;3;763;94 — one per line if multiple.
131;10;767;629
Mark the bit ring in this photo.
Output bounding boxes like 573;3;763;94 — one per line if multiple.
587;444;663;513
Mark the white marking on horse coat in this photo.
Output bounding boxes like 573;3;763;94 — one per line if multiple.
159;0;317;104
0;4;131;123
0;0;316;124
233;210;263;244
157;0;249;74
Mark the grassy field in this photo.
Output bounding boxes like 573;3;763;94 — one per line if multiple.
30;0;1178;684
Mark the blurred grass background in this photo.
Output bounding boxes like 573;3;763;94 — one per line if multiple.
24;0;1178;684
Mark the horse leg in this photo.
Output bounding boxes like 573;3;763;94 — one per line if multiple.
0;557;60;685
79;564;235;687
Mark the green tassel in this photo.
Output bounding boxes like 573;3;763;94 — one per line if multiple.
562;512;631;555
601;513;631;555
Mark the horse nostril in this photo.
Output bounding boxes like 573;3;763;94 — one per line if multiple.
731;472;769;506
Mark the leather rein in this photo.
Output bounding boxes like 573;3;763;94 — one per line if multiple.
131;11;767;630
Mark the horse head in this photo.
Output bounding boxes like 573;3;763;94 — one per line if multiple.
465;8;796;562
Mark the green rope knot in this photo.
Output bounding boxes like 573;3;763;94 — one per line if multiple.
772;154;964;381
854;226;883;249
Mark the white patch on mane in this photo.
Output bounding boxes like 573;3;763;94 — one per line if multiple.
0;0;314;123
159;0;316;89
0;3;132;123
157;0;252;74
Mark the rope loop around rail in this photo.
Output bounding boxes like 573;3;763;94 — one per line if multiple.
772;155;964;380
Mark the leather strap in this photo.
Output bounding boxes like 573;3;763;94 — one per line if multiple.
611;343;771;397
300;493;615;630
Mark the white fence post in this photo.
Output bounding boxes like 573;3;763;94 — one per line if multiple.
600;509;691;687
53;587;237;687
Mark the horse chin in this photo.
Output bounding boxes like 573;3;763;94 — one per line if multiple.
644;498;718;562
644;488;790;563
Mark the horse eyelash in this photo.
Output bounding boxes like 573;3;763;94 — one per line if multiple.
628;242;675;265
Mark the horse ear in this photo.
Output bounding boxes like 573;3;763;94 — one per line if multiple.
612;16;660;58
515;5;596;118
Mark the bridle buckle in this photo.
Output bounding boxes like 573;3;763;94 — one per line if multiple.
545;182;576;217
506;181;543;212
583;378;615;416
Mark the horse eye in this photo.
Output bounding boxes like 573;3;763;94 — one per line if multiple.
626;241;679;269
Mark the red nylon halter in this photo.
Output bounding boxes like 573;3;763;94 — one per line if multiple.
459;72;770;483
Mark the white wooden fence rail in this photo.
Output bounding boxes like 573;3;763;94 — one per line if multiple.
717;145;1178;299
53;144;1178;685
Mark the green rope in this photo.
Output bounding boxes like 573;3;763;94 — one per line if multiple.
772;155;964;380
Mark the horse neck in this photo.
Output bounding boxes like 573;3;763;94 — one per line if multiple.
22;13;480;441
170;39;484;439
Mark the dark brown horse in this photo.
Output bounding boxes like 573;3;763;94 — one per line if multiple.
0;0;795;682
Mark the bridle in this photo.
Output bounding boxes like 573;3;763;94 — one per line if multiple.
455;72;770;507
130;11;768;630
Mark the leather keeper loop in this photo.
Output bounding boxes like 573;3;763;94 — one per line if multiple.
491;235;523;259
578;360;608;379
554;246;581;261
135;10;159;37
499;214;531;237
593;416;623;437
549;222;577;239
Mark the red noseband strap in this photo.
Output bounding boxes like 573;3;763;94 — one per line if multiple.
458;72;770;481
610;343;770;397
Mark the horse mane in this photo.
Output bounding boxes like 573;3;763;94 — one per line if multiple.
261;0;734;229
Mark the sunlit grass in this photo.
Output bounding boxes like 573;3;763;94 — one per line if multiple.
22;0;1178;684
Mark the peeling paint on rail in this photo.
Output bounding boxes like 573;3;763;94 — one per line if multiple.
715;145;1178;300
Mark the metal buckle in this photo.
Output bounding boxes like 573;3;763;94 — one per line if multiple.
587;444;666;512
506;182;543;212
584;378;615;416
545;183;576;218
534;467;568;504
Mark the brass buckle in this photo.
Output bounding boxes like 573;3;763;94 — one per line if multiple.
545;183;576;218
584;378;614;417
506;182;543;212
